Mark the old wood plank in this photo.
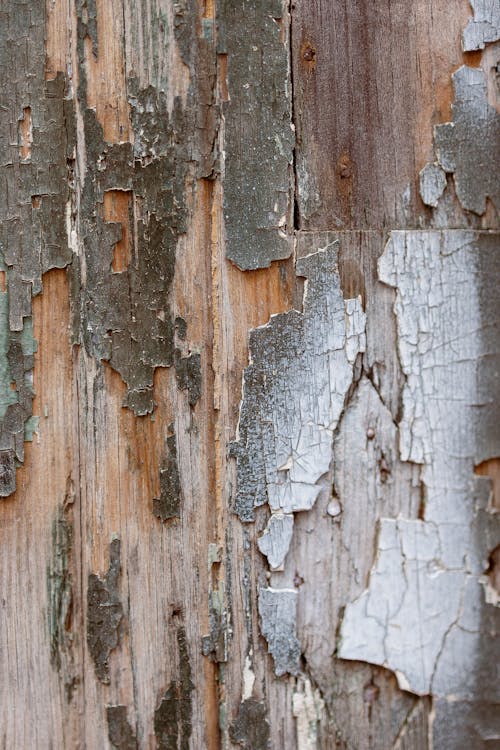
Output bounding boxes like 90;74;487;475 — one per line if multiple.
291;0;491;231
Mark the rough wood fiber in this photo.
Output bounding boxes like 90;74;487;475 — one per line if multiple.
1;1;498;749
291;0;493;231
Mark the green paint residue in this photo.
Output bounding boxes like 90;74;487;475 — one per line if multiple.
24;416;39;441
21;316;38;356
0;289;19;420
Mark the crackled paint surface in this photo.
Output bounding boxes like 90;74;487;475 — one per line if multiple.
231;242;365;551
339;230;500;742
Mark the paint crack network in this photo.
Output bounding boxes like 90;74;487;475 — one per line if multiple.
230;240;366;674
339;231;500;744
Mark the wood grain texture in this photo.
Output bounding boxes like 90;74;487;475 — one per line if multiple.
292;0;494;231
0;0;498;748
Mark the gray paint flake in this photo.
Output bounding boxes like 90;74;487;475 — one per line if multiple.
433;66;500;215
339;231;500;741
419;163;447;208
73;1;212;415
258;587;300;677
462;0;500;50
219;0;294;269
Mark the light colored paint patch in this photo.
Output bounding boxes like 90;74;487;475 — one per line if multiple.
462;0;500;50
231;241;365;538
292;676;325;750
232;241;366;674
242;652;255;701
258;587;301;676
419;163;447;207
257;513;294;570
339;231;500;731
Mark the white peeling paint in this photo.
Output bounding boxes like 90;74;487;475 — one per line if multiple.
419;163;447;207
292;676;325;750
462;0;500;50
242;652;255;701
232;241;366;567
339;231;500;729
257;513;294;570
258;587;301;676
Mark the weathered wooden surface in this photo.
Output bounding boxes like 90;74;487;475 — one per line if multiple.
0;1;498;749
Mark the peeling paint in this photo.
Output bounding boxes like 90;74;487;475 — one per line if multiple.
73;0;214;415
241;652;255;701
219;0;294;269
0;0;75;494
462;0;500;51
87;538;124;684
432;66;500;215
107;705;138;750
201;542;229;663
339;230;500;742
292;677;325;750
230;240;366;572
419;163;447;208
153;426;182;522
174;350;201;407
154;626;193;750
229;698;270;750
257;512;294;571
258;587;300;677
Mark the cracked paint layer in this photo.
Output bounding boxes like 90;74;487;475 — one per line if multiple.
230;241;366;573
462;0;500;50
258;587;301;677
432;65;500;215
219;0;294;269
339;231;500;742
87;538;124;684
